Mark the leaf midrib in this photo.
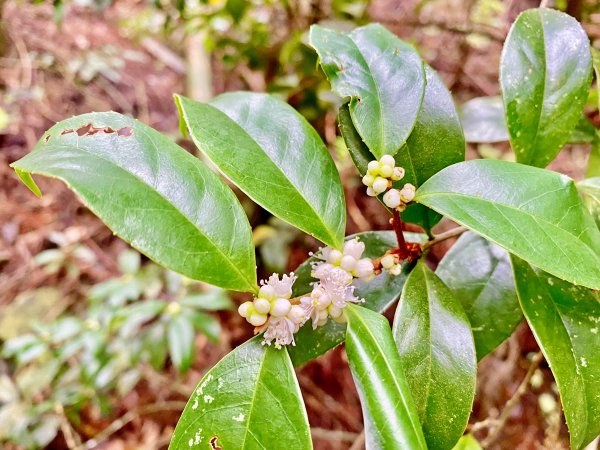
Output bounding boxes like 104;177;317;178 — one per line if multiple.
347;306;424;442
416;191;600;260
180;99;341;248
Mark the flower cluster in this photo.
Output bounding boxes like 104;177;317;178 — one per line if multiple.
361;155;415;212
238;273;305;348
238;238;375;349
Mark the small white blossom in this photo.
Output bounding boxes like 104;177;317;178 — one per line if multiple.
261;273;296;299
262;317;299;348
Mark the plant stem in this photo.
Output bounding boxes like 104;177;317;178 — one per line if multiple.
392;209;408;253
421;226;469;251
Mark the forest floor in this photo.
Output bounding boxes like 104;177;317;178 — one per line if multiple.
1;0;598;449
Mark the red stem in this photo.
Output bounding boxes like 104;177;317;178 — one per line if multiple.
392;209;408;255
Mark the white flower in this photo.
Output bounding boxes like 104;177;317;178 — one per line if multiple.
262;317;299;348
300;286;332;329
318;265;362;309
260;272;296;299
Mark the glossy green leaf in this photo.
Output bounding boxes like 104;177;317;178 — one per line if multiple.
436;232;522;359
11;113;257;292
176;93;345;249
311;23;426;158
500;8;592;167
511;256;600;450
288;231;426;367
396;65;465;230
577;177;600;228
339;65;464;231
415;160;600;289
167;316;195;372
169;337;311;449
461;96;509;143
345;305;427;450
393;260;476;450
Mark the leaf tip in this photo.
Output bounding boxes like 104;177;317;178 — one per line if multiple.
12;166;42;198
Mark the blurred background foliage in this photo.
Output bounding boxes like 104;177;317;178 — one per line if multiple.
0;0;599;448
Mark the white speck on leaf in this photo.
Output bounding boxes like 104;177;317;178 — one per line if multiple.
191;397;199;410
204;395;214;404
581;357;588;368
233;413;245;422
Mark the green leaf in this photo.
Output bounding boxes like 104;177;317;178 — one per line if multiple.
11;113;256;292
461;96;509;143
500;8;592;167
311;23;426;158
169;337;311;450
436;232;522;359
345;305;427;450
339;65;464;231
176;92;345;249
396;65;465;230
393;260;476;450
167;315;195;372
288;231;427;367
592;47;600;112
415;160;600;289
587;138;600;178
452;434;483;450
510;256;600;450
578;177;600;228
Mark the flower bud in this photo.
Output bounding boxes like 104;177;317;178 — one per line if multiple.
288;305;305;324
238;301;254;318
380;155;395;166
383;189;401;209
372;177;388;194
340;255;357;272
400;183;416;203
343;238;365;259
355;258;374;278
328;305;343;319
391;166;405;181
248;312;268;326
390;264;402;276
253;298;271;314
379;164;393;178
271;298;292;317
366;186;377;197
362;174;374;186
326;249;343;265
367;160;380;174
258;284;275;300
381;254;396;270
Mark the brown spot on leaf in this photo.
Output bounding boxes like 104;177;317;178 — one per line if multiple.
209;436;222;450
117;126;133;137
44;135;50;142
60;129;74;135
76;123;92;136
